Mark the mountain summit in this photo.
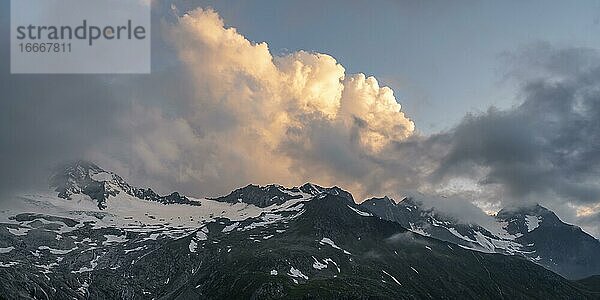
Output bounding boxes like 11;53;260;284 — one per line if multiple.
496;204;600;279
209;182;354;207
49;160;198;209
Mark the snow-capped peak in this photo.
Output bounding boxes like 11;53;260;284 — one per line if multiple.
495;204;558;236
210;182;355;208
49;160;197;209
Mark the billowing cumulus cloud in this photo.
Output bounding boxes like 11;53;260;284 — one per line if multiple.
99;7;415;198
1;6;416;200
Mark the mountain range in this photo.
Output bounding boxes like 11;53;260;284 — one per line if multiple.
0;161;598;299
361;195;600;280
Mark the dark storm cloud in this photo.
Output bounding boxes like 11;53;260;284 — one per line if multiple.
433;44;600;210
0;5;113;194
0;2;190;196
0;55;127;194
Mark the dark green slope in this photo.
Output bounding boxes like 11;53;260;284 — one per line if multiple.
577;275;600;293
82;195;597;299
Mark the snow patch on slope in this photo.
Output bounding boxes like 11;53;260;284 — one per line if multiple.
0;247;14;254
319;237;351;255
312;256;328;270
288;267;308;280
346;205;372;217
382;270;402;286
525;215;541;232
189;240;198;253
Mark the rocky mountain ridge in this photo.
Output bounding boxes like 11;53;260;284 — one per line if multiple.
360;195;600;280
50;160;198;209
0;161;598;299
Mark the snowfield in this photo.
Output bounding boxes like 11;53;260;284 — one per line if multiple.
0;186;314;237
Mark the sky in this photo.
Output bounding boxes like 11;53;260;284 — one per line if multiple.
1;1;600;238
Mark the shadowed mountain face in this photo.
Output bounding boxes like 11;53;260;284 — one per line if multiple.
578;275;600;293
360;196;510;252
360;196;600;280
0;162;598;299
497;205;600;279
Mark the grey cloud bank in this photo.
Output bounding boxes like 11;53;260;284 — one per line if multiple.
429;43;600;236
